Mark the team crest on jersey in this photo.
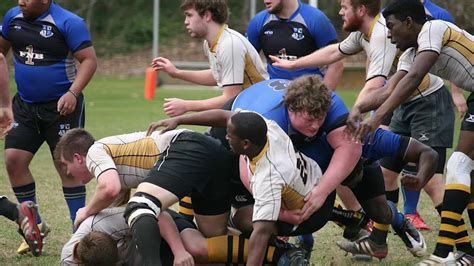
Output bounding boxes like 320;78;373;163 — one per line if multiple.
291;27;304;41
58;123;71;137
40;25;54;38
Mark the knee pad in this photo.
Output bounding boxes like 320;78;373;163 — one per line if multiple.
124;192;162;227
446;152;473;187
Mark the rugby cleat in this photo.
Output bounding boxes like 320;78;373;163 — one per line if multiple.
393;217;427;257
454;251;474;265
17;220;50;256
416;252;456;266
16;201;42;257
336;236;388;260
406;212;431;231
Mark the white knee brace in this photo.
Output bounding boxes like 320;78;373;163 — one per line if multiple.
446;151;473;187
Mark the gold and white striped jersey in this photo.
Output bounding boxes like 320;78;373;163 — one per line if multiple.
416;20;473;91
203;25;268;89
86;129;188;206
245;117;322;222
398;47;445;102
338;14;398;81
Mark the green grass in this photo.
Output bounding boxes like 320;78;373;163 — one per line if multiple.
0;76;467;265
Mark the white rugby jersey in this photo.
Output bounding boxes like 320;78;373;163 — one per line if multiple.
398;48;445;101
203;25;268;89
339;14;398;81
86;129;188;206
245;118;322;222
416;20;473;91
60;208;140;266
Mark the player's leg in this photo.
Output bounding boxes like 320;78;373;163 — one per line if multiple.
420;93;474;264
44;94;86;228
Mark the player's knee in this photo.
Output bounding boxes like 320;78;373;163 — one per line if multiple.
124;192;162;227
446;151;472;187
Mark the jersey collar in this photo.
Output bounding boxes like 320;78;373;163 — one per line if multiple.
365;13;380;42
209;24;227;53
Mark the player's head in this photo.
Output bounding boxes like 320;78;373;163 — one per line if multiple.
226;112;267;157
18;0;52;21
74;231;118;266
383;0;426;50
339;0;380;32
263;0;285;15
180;0;229;38
284;75;331;138
54;128;95;184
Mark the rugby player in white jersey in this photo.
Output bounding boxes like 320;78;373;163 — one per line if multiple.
347;0;473;264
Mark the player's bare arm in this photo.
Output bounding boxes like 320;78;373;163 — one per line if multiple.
0;53;12;136
164;85;242;117
247;221;278;266
74;169;121;229
159;212;195;266
301;126;362;219
147;109;233;135
57;46;97;116
270;43;344;70
354;51;439;141
324;59;345;90
152;57;217;86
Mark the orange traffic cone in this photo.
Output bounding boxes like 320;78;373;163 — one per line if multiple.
144;67;158;100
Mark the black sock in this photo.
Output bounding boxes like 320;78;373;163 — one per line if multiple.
131;215;162;266
385;189;399;205
0;197;18;222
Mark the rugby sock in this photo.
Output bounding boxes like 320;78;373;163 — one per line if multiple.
331;207;365;227
387;201;404;228
467;202;474;229
433;185;470;258
454;219;474;256
131;215;162;266
0;196;18;222
370;223;390;245
63;186;86;226
13;183;42;224
178;196;194;221
385;188;399;205
206;235;283;264
401;189;420;215
435;204;443;216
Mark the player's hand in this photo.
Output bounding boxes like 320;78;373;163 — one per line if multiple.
0;106;13;138
57;91;77;116
353;116;380;144
147;118;179;135
164;98;188;117
451;91;467;119
151;57;178;77
173;250;194;266
74;207;88;230
345;107;362;140
301;186;327;221
279;209;304;225
400;173;424;191
269;55;296;70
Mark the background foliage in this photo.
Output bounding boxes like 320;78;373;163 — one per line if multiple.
0;0;472;56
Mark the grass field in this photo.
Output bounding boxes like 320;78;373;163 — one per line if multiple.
0;75;467;265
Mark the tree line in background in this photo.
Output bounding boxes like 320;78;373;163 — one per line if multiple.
0;0;472;56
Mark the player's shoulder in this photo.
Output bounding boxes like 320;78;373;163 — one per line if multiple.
48;2;87;27
2;6;21;23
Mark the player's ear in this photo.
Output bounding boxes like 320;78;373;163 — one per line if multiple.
203;10;213;22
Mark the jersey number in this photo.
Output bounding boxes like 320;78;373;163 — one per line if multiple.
296;152;308;185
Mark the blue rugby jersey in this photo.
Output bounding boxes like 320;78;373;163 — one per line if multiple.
1;2;92;103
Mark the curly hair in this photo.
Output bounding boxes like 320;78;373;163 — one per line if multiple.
284;75;332;119
180;0;229;24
